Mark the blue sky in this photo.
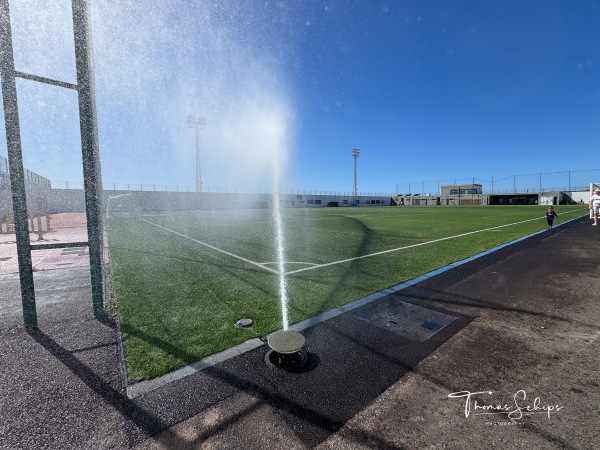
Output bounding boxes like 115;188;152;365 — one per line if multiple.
2;0;600;195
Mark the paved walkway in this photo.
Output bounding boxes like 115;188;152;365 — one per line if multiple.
0;214;598;449
0;213;89;275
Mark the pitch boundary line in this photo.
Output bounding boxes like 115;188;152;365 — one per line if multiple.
285;209;584;275
140;218;279;275
140;208;584;277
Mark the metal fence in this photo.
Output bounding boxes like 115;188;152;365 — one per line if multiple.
0;155;8;189
0;155;7;174
395;169;600;196
12;167;600;197
51;180;394;197
0;155;52;189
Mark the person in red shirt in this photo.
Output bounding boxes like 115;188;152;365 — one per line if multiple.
545;206;558;229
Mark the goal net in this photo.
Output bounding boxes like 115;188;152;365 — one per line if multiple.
105;192;138;219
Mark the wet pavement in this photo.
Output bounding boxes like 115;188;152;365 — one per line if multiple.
0;214;598;449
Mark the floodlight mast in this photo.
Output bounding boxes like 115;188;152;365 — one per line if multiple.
352;148;360;197
187;116;205;192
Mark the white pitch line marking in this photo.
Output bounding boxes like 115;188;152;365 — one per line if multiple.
261;261;320;268
285;209;585;275
140;218;279;274
141;208;586;277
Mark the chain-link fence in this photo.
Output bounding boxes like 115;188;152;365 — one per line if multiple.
10;166;600;197
0;155;52;189
395;169;600;196
51;180;394;197
0;155;9;189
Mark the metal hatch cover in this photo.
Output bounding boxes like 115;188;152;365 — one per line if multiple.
353;299;458;343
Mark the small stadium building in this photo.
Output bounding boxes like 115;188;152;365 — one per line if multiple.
395;183;582;207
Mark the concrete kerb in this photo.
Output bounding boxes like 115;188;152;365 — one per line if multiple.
122;213;588;399
126;338;265;398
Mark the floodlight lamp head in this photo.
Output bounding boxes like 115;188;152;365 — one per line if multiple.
352;148;360;157
187;116;206;129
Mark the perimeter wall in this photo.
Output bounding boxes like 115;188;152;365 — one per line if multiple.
2;186;593;217
0;188;393;216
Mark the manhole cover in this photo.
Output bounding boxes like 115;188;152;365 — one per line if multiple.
353;300;457;343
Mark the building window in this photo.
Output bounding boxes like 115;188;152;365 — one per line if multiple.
450;188;479;195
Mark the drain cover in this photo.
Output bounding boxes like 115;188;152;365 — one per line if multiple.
353;300;457;343
235;318;253;328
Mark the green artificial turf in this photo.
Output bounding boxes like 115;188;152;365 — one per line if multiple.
106;205;587;381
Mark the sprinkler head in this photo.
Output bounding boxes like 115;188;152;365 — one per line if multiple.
265;330;307;371
267;329;305;353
